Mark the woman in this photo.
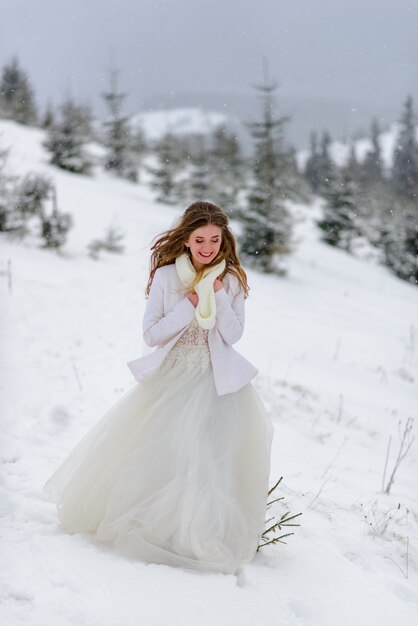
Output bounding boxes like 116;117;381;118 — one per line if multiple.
43;201;274;576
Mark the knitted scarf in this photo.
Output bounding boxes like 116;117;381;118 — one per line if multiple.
175;252;226;329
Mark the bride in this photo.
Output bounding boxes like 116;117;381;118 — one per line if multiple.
43;200;274;576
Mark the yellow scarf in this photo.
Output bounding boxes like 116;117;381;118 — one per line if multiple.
175;252;226;329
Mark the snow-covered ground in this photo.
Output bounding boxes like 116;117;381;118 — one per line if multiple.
0;119;417;626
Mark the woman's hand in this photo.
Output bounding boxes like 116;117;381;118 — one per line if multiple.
187;291;199;307
213;278;223;292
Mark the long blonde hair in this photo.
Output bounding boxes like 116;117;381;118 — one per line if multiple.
145;201;249;297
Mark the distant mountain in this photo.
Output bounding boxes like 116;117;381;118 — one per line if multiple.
134;90;401;151
297;121;418;174
129;102;407;168
129;107;240;141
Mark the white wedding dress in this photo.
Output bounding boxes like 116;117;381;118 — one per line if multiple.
43;318;274;575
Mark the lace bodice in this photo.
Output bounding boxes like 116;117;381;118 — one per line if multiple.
175;317;209;347
160;318;210;374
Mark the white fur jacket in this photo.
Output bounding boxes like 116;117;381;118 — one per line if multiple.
126;263;258;396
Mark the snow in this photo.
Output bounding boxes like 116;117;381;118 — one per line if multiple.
1;119;417;626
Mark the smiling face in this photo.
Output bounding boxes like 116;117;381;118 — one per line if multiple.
184;223;223;271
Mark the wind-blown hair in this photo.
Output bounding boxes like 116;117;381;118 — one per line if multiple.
145;201;249;297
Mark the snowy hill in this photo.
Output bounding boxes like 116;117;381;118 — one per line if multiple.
129;106;241;141
0;119;417;626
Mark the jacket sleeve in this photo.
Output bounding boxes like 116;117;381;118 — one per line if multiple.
142;269;196;348
214;278;245;345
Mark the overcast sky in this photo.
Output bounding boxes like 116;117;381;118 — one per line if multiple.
1;0;417;126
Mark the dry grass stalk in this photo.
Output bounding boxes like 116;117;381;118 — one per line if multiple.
257;476;302;551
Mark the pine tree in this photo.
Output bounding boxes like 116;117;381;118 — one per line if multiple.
130;125;148;157
287;146;303;197
317;131;335;191
363;117;383;185
41;101;55;129
239;62;294;273
402;212;418;284
0;56;37;125
39;186;73;249
357;182;390;249
317;168;359;252
0;144;17;232
378;201;418;285
208;124;244;215
189;135;211;199
102;70;137;182
12;172;73;248
43;95;92;174
392;96;418;201
87;224;125;260
15;172;53;222
344;143;361;181
149;131;183;204
304;131;322;192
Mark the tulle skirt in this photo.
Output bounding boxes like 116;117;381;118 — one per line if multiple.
43;345;274;575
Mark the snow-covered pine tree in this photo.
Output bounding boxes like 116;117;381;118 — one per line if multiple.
130;125;148;158
0;145;8;231
317;168;359;252
11;172;72;248
149;131;184;204
15;172;53;223
0;56;37;125
355;182;388;251
344;143;361;182
102;70;138;182
208;124;244;217
392;95;418;201
189;134;211;199
0;143;17;232
39;185;73;249
239;63;293;273
351;119;388;243
363;117;384;185
43;96;92;174
87;224;125;260
378;200;418;285
41;101;55;129
304;131;322;192
343;141;373;219
317;131;336;192
400;210;418;284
